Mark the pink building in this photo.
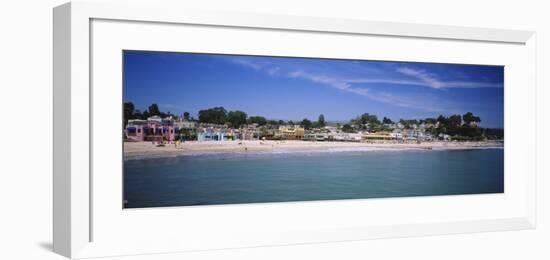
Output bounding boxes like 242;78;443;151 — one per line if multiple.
125;116;177;142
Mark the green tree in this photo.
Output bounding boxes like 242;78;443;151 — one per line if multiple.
353;113;381;130
267;120;279;126
318;114;326;128
446;114;462;135
424;118;437;124
301;118;313;129
248;116;267;126
123;102;135;126
178;128;197;141
462;112;481;126
133;109;144;120
142;110;150;120
226;110;248;128
341;124;355;133
448;114;462;128
399;118;418;129
148;104;161;116
363;113;380;125
436;115;448;125
183;112;190;121
198;107;227;124
459;124;482;138
382;117;393;124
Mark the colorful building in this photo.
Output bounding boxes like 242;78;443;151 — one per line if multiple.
125;116;177;142
197;129;223;141
196;128;241;141
279;126;305;140
362;133;393;142
240;125;260;140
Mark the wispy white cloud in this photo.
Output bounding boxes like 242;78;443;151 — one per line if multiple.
345;75;503;89
288;71;352;91
228;57;502;90
397;67;445;89
267;66;280;76
344;78;430;87
287;70;453;113
395;67;502;89
364;92;459;113
225;57;496;113
229;58;265;70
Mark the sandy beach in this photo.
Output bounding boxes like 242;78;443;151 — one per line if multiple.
123;140;503;159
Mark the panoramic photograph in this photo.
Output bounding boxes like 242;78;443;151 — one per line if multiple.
123;50;504;209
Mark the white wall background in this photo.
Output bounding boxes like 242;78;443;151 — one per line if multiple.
0;0;547;259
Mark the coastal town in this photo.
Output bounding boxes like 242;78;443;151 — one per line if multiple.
125;114;448;143
121;52;506;208
123;103;504;157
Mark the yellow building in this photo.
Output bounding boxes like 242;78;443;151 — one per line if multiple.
362;133;393;141
279;126;305;140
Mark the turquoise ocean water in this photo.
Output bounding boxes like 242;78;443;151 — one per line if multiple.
124;149;504;208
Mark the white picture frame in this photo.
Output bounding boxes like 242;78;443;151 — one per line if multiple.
53;1;537;258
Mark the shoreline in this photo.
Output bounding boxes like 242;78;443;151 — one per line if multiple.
123;140;503;160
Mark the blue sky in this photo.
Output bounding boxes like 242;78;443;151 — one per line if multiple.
123;51;504;128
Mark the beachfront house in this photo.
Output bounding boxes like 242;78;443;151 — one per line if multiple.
401;129;432;142
362;133;393;142
303;131;362;142
389;132;403;140
197;128;223;141
197;127;241;141
389;129;432;142
331;132;361;142
125;119;147;142
240;125;260;140
279;126;305;140
125;116;177;142
304;132;329;141
324;126;338;133
224;129;239;141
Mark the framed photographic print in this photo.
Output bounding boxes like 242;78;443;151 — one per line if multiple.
53;1;537;258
